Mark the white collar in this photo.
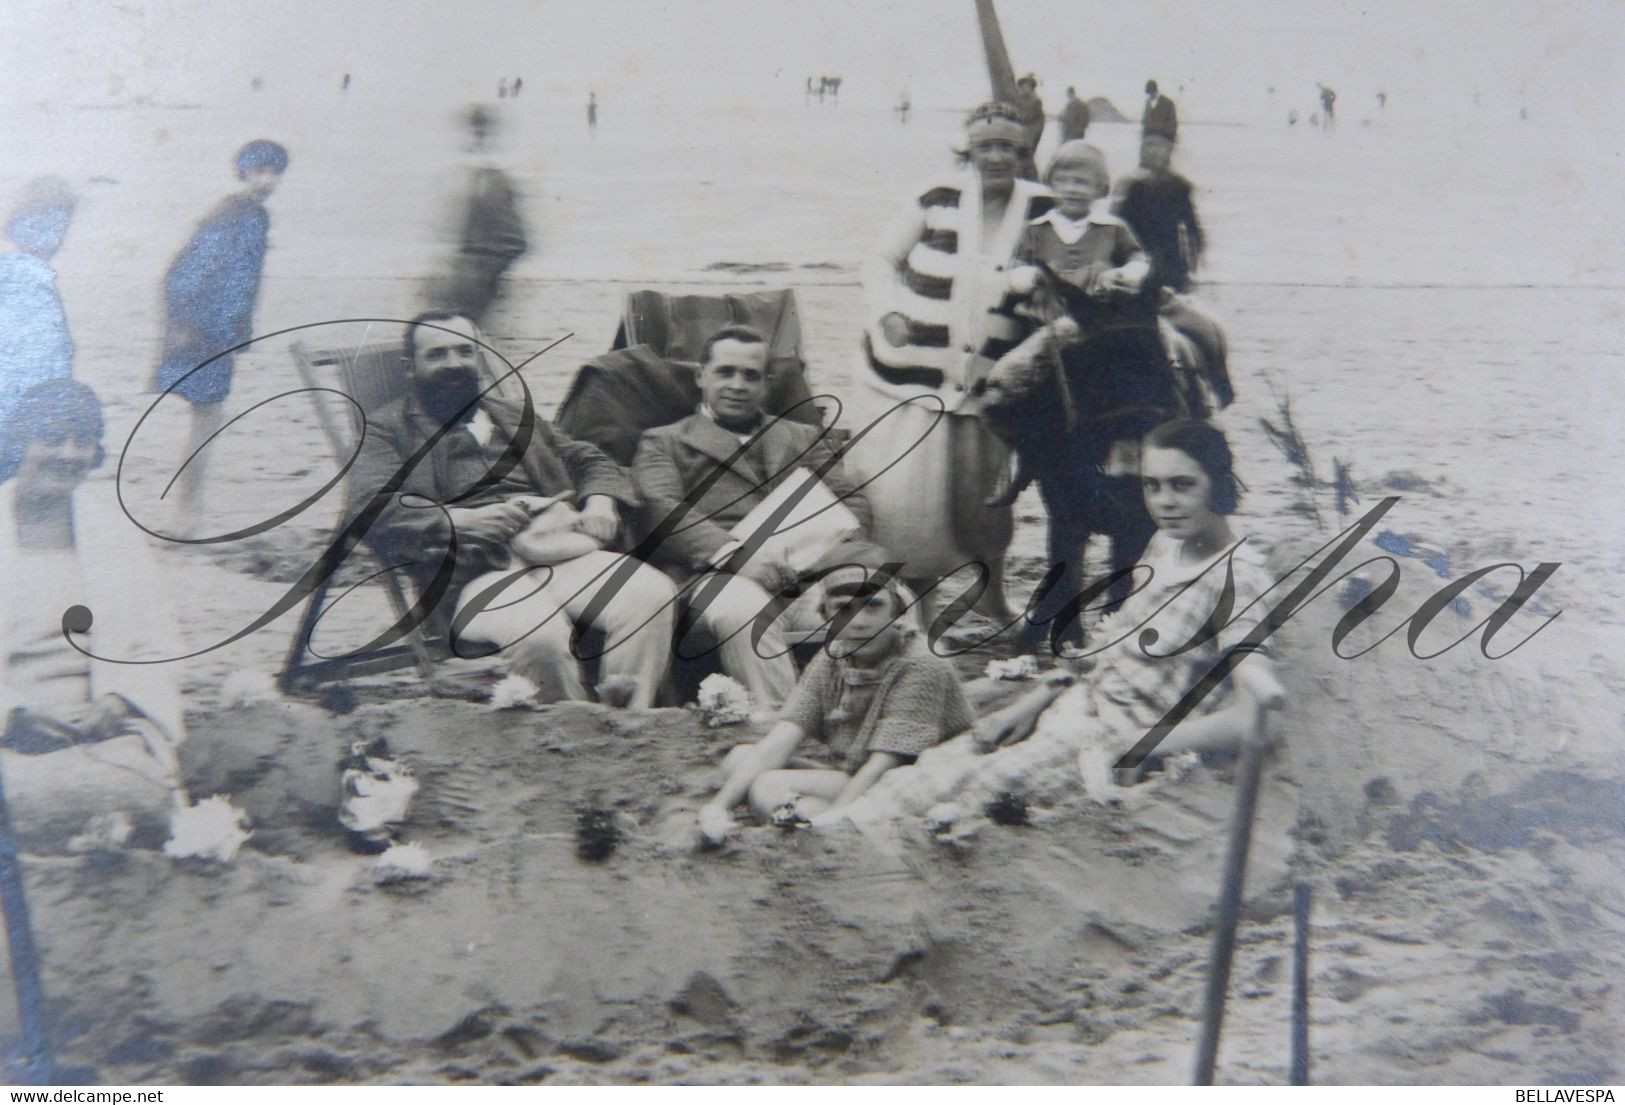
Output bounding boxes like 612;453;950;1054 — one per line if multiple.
1032;203;1111;244
699;403;763;443
467;407;497;447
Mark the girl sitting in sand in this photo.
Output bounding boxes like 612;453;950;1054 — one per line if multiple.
0;381;188;846
830;419;1287;824
697;567;974;845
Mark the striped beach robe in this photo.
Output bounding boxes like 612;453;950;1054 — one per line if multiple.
859;170;1055;410
845;171;1055;579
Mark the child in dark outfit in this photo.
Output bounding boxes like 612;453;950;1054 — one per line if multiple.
697;568;973;844
980;142;1184;653
984;141;1152;406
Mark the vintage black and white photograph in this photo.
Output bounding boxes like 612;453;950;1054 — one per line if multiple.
0;0;1618;1088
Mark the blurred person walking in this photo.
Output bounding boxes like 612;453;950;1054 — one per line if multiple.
427;105;528;331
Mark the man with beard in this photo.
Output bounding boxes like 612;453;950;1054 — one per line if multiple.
347;311;676;708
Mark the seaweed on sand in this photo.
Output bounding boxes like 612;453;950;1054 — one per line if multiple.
985;792;1032;827
575;806;621;862
1260;383;1324;528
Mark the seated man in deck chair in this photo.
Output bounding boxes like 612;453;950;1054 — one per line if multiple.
347;310;677;707
631;324;892;712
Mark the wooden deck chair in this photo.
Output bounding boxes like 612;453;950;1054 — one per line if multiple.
278;339;441;694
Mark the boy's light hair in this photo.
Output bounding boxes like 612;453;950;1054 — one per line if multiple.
1045;140;1109;188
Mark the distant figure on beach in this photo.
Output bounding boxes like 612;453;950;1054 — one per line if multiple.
1059;86;1091;141
498;78;509;99
154;139;287;526
1014;74;1046;179
896;89;911;124
512;76;523;98
1377;89;1387;111
340;73;350;92
0;178;77;429
426;105;527;329
1318;84;1337;130
806;76;814;104
1141;79;1178;143
587;92;597;135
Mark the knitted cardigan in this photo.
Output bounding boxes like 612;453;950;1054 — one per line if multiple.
781;642;976;774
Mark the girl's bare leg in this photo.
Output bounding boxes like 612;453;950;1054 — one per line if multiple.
747;769;850;820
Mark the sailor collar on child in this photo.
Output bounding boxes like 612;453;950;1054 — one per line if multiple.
1031;202;1113;245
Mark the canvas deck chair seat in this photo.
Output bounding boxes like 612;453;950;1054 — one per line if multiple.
556;288;825;465
280;339;451;695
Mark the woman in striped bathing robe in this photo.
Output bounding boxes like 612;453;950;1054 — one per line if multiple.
846;103;1055;597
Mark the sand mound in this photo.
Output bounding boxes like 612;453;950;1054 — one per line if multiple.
0;660;1610;1085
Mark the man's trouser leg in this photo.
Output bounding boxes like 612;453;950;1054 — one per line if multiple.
455;551;676;709
551;552;676;710
682;572;797;711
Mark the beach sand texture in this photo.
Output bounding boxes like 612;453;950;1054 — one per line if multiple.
0;91;1619;1083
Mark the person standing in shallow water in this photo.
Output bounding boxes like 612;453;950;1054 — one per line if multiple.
1059;86;1091;142
1318;84;1337;130
0;178;77;429
587;92;598;136
154;139;287;530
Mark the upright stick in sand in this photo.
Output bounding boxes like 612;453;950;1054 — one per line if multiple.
1193;729;1268;1085
0;762;54;1083
1292;882;1312;1085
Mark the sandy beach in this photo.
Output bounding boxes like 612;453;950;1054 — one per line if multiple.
0;31;1621;1085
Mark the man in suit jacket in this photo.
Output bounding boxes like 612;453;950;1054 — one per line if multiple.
632;325;889;709
1142;79;1179;143
347;311;676;707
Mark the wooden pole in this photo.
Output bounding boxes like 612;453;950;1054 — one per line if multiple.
973;0;1020;103
1291;882;1312;1085
0;753;54;1083
1192;732;1267;1085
